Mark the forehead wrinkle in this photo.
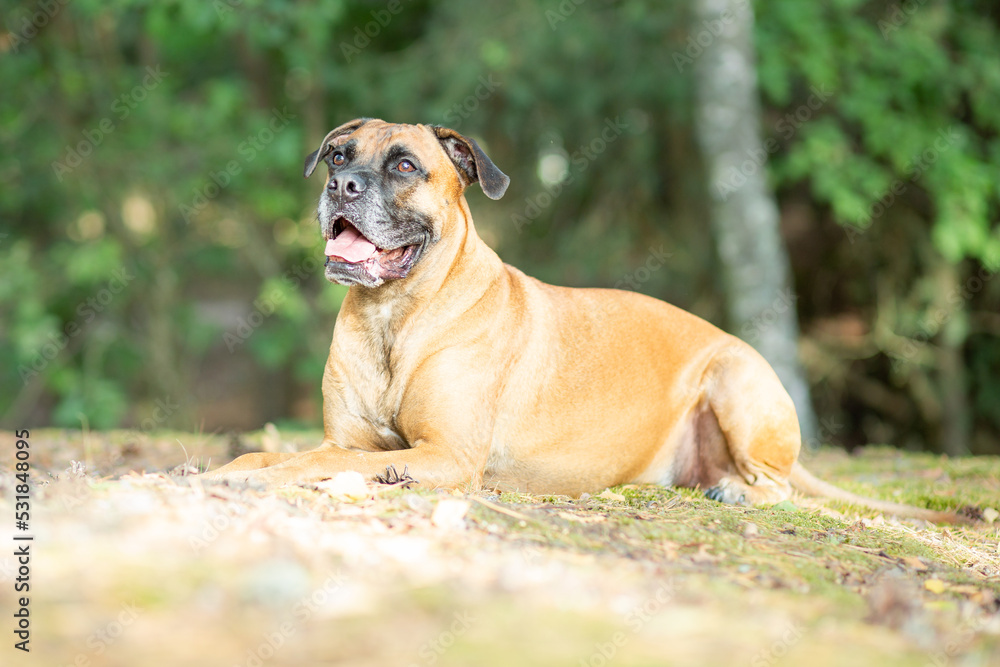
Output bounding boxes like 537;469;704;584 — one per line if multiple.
352;126;394;161
349;122;442;161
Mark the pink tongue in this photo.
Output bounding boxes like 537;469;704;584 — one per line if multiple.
325;225;378;263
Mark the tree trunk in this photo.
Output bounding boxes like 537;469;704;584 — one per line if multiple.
691;0;818;444
934;260;971;456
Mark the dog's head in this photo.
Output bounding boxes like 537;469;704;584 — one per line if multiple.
303;119;509;288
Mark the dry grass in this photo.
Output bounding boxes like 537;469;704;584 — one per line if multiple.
1;428;999;666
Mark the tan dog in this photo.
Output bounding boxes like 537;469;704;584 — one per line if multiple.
206;119;964;524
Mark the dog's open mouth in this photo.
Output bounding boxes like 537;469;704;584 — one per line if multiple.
324;218;419;282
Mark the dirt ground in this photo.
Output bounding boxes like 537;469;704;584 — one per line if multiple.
1;428;999;666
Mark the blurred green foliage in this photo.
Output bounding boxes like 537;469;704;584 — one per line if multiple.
1;0;998;453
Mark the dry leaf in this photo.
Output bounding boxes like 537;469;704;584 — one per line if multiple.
970;591;996;606
982;508;999;524
691;543;719;563
598;489;627;502
924;579;946;594
900;556;928;571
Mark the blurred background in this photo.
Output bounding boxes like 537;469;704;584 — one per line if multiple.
2;0;999;456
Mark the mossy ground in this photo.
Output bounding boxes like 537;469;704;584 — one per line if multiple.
1;429;998;666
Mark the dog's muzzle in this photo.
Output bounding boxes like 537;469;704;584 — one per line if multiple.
324;216;421;285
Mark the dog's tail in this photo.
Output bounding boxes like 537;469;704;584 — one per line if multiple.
788;462;971;525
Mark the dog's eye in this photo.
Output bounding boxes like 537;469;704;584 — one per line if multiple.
332;152;346;166
397;160;416;173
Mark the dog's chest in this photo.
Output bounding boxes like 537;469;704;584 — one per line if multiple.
329;324;423;450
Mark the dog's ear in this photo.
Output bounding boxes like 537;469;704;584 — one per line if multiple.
431;126;509;200
303;118;372;178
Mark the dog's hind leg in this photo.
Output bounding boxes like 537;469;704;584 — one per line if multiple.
699;344;801;506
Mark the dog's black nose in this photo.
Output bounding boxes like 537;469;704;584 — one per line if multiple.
328;172;367;202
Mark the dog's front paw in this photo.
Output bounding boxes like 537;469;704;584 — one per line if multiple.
374;464;418;487
705;475;791;506
704;479;748;505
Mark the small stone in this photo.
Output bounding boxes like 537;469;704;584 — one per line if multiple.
741;522;759;537
318;471;369;501
982;508;998;524
431;499;471;530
